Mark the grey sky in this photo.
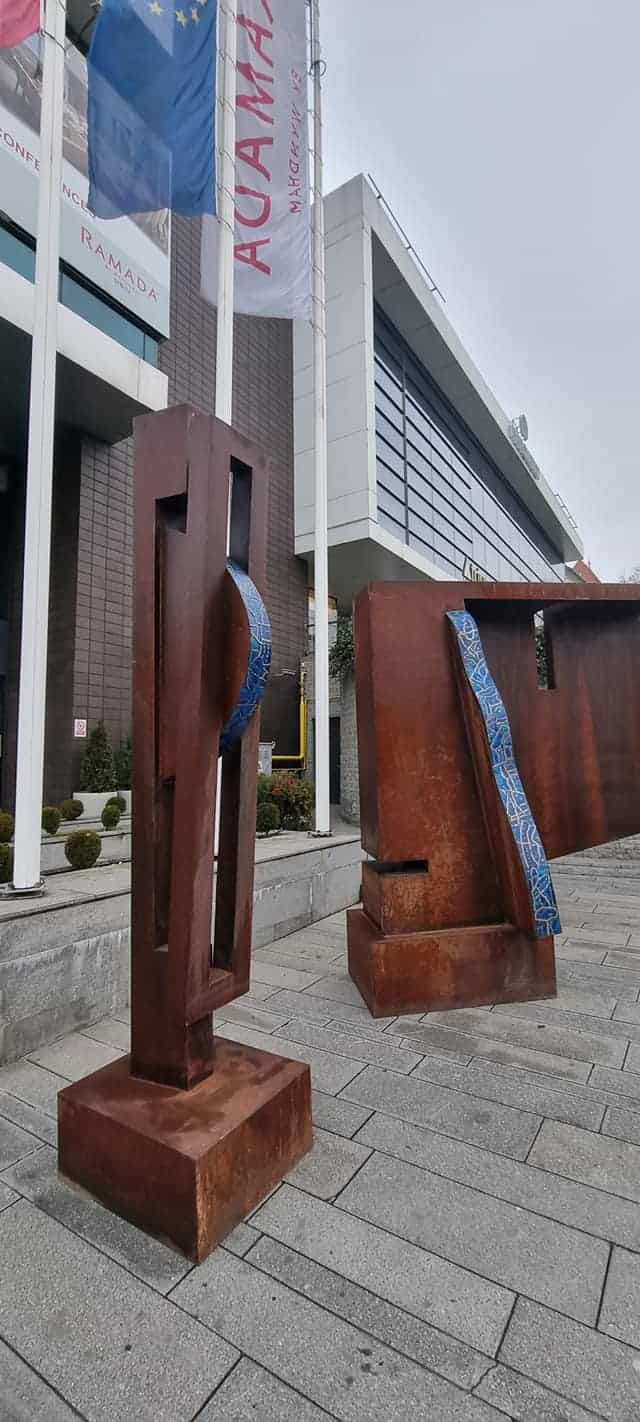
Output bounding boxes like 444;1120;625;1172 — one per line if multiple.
322;0;639;578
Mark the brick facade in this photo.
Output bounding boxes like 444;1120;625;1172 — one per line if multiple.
1;214;306;807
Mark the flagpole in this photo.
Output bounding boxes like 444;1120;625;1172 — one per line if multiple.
214;0;237;423
310;0;330;836
5;0;66;895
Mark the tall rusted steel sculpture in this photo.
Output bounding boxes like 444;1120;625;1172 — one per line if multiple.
348;581;640;1017
58;407;312;1260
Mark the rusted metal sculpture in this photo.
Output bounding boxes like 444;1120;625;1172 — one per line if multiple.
348;581;640;1017
58;407;312;1260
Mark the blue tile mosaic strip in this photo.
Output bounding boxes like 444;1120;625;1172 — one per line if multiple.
447;609;561;939
220;561;272;755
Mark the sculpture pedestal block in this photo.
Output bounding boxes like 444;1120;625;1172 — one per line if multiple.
347;906;556;1017
58;1038;312;1262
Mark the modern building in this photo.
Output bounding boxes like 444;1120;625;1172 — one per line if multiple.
294;174;583;607
0;29;306;809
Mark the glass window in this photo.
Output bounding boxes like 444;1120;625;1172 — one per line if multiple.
307;591;338;652
0;224;36;281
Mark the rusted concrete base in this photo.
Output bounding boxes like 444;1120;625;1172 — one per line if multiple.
57;1038;312;1262
347;906;556;1017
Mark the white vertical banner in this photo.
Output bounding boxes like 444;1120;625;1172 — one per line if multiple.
201;0;311;319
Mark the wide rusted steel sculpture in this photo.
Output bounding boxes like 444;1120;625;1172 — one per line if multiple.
348;581;640;1017
58;407;311;1260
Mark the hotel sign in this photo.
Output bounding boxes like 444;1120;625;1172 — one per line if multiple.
0;38;170;336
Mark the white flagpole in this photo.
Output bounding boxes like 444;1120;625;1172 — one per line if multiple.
310;0;330;836
214;0;237;423
5;0;67;895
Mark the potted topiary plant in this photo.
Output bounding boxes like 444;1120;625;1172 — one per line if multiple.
0;810;14;843
101;802;121;831
60;798;84;821
42;806;62;836
106;794;126;815
74;721;116;820
64;830;102;870
114;735;132;814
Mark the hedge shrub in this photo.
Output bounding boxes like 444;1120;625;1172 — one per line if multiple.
42;806;62;836
256;801;281;836
60;798;84;821
79;721;116;793
65;831;102;870
257;771;314;831
0;843;13;884
114;735;132;791
106;794;126;815
0;811;14;843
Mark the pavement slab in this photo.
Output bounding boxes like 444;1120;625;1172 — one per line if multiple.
500;1296;640;1422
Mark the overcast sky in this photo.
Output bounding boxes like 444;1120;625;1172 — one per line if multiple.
321;0;639;578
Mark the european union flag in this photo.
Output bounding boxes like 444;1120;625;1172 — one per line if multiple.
88;0;217;218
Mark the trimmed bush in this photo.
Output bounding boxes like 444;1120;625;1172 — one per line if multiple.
268;771;315;830
0;811;14;843
60;798;83;822
106;794;126;815
0;843;13;884
42;806;62;836
257;801;281;837
101;802;121;831
114;735;133;791
79;721;116;793
65;830;102;870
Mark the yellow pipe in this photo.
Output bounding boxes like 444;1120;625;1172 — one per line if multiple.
272;668;307;767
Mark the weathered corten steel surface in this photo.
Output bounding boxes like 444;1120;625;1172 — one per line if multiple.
58;1040;312;1261
58;407;312;1260
349;580;640;1016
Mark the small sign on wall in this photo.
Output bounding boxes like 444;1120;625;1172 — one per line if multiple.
74;719;87;739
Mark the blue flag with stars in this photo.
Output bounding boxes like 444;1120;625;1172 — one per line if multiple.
87;0;217;218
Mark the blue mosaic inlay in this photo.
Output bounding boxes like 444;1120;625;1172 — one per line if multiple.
447;609;561;939
220;561;272;755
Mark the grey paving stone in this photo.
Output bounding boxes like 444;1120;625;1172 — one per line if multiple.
0;1116;41;1172
81;1017;131;1049
0;1201;238;1422
256;938;345;966
529;1119;640;1204
602;1105;640;1147
338;1150;609;1324
216;1003;292;1033
494;1002;640;1047
221;1222;261;1258
558;961;640;997
566;925;630;947
251;961;324;991
0;1090;57;1146
624;1042;640;1072
304;973;371;1007
0;1059;67;1116
557;943;608;964
614;1001;640;1025
500;1296;640;1422
423;1008;627;1068
197;1357;334;1421
311;1091;373;1139
412;1055;605;1131
391;1020;592;1081
286;1128;371;1199
340;1065;542;1159
2;1146;194;1293
0;1335;82;1420
268;988;395;1032
252;1183;512;1356
247;1234;493;1391
590;1064;640;1103
273;1019;421;1074
475;1363;605;1421
215;1023;364;1095
173;1244;505;1422
524;986;618;1016
0;1183;17;1212
355;1111;640;1250
234;982;278;1002
27;1033;124;1081
605;950;640;971
599;1247;640;1350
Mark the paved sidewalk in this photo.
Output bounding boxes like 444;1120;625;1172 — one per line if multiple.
1;852;640;1419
